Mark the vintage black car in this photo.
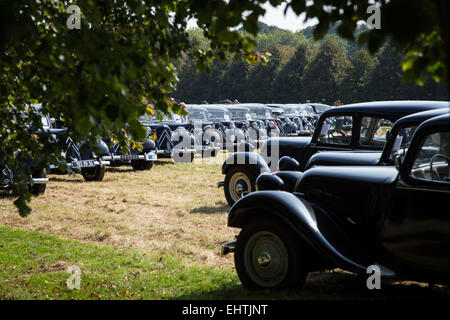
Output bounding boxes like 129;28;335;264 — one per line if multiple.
43;113;110;181
1;163;48;195
1;114;49;196
202;104;240;150
221;112;450;289
219;101;449;206
101;136;157;171
140;114;196;163
186;105;221;157
267;104;313;136
268;107;450;193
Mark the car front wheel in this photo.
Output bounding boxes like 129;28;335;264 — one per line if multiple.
224;167;257;206
81;165;105;182
234;217;308;290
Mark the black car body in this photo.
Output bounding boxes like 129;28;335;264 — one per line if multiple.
45;112;110;181
140;114;196;163
1;113;50;195
267;104;313;136
222;112;450;289
202;104;241;150
305;107;450;170
101;136;157;171
219;101;449;206
186;105;221;156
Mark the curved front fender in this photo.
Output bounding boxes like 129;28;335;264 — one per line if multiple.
229;191;388;275
222;152;270;175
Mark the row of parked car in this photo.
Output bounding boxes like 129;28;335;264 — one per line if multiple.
0;102;328;196
218;100;450;290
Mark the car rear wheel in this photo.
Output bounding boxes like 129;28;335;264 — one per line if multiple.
81;165;105;182
131;160;153;171
224;167;257;206
234;217;308;290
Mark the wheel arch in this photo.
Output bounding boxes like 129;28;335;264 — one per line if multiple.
228;191;383;275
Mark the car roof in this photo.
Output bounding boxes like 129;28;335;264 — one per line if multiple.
222;105;251;111
186;104;208;111
416;112;450;131
236;103;270;109
202;104;230;112
393;107;450;128
322;100;449;119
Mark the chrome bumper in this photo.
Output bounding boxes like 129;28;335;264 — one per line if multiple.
31;177;49;185
102;151;157;162
221;240;236;255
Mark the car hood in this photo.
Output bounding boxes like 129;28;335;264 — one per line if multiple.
305;151;381;170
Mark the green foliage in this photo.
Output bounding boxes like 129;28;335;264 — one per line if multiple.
339;49;377;104
302;39;350;104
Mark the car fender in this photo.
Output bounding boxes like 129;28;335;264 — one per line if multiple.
228;191;394;275
222;152;270;176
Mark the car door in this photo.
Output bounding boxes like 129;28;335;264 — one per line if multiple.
381;129;450;272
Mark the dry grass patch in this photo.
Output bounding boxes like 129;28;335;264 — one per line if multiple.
0;154;237;270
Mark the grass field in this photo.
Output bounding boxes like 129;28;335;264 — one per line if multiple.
1;153;449;299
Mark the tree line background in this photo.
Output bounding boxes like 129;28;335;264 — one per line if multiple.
172;23;448;105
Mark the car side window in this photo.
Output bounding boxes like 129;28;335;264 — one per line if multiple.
317;116;353;145
411;132;450;183
360;117;393;147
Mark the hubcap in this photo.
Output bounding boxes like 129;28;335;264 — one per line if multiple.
229;172;251;202
257;252;271;267
244;231;289;288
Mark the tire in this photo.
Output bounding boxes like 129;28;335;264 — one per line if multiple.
224;166;258;206
234;217;308;290
131;160;153;171
29;168;47;195
81;165;105;182
172;151;194;163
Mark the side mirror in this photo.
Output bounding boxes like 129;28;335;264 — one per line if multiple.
278;156;300;171
256;173;284;191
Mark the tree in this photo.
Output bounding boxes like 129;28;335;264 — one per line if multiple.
339;49;376;103
302;39;350;104
272;42;311;102
246;43;283;102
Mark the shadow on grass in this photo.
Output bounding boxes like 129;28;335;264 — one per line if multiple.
49;176;84;183
173;270;450;300
0;190;16;199
106;167;135;173
154;159;176;166
190;202;229;214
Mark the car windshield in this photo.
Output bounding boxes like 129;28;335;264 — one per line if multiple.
313;105;330;113
189;110;207;121
207;110;230;121
250;108;272;119
389;126;417;161
230;110;252;120
283;107;299;116
298;106;315;116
